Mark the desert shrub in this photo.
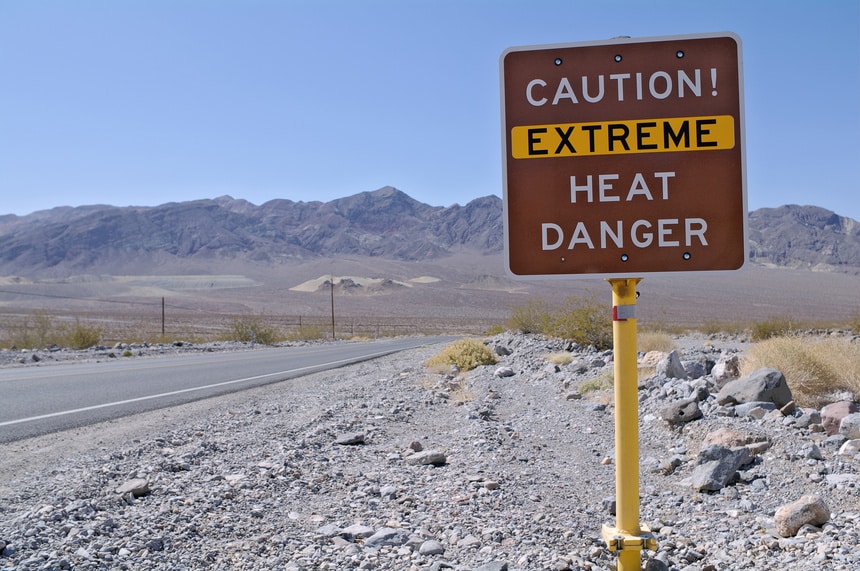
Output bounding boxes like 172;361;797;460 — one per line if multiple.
578;369;614;393
63;319;102;349
225;314;279;344
750;316;796;341
507;294;612;350
507;298;551;334
485;323;507;336
425;338;497;372
549;293;613;350
741;336;860;408
544;352;574;365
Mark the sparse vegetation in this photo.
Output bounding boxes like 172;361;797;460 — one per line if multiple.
224;314;279;345
507;294;612;350
750;316;797;341
578;369;614;393
64;319;103;349
485;323;507;336
285;324;326;341
638;331;677;353
425;338;497;373
544;352;574;365
1;313;103;350
2;311;59;349
507;298;551;334
550;294;612;350
741;335;860;408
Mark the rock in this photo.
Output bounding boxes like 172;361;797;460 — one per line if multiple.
340;524;375;540
734;401;776;417
602;497;616;515
821;401;860;436
702;427;763;448
75;547;91;558
493;345;511;356
802;443;823;460
656;350;686;379
774;495;830;537
659;398;702;425
795;409;822;429
690;445;751;491
474;563;508;571
838;412;860;439
640;351;666;366
644;559;671;571
404;450;447;466
826;473;859;487
682;360;707;380
712;354;740;385
334;432;366;445
419;539;446;555
114;478;150;498
494;366;515;378
838;439;860;456
716;368;792;408
363;527;410;547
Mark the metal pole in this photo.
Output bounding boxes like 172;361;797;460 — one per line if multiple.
601;277;655;571
161;297;165;337
330;275;335;339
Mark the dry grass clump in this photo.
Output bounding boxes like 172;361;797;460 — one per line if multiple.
425;338;497;373
544;352;574;365
578;369;614;393
741;336;860;408
638;331;677;353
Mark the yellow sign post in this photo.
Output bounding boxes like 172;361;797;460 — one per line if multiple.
601;278;656;570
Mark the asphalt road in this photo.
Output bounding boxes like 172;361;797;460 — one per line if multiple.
0;336;455;443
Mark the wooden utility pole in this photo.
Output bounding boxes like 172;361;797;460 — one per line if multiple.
330;275;335;339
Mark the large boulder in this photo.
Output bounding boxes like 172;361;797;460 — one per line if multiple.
715;368;792;408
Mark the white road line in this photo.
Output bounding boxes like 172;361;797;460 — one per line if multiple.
0;349;397;428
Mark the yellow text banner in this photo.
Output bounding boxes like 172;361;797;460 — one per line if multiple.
511;115;735;159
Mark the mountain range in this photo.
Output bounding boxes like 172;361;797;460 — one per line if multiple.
1;186;859;276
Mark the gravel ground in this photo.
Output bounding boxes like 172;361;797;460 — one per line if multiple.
1;333;858;571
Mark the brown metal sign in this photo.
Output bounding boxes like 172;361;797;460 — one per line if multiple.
501;33;747;277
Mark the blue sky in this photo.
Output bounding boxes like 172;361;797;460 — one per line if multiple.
1;0;858;220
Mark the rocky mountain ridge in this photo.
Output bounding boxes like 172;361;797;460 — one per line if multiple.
1;187;858;276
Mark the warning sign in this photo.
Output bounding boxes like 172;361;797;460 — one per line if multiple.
500;33;747;277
